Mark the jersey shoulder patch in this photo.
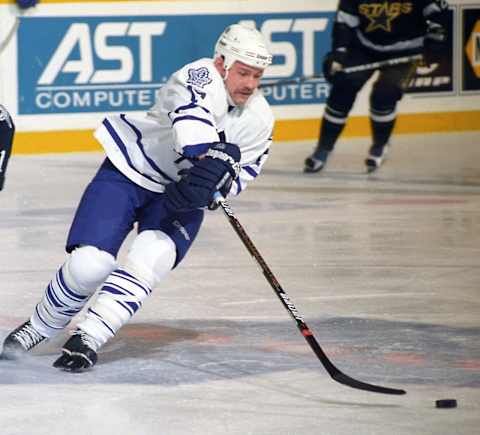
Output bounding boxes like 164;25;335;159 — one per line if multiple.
186;66;213;88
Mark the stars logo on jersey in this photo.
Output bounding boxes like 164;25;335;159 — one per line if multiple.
186;67;212;88
359;2;413;33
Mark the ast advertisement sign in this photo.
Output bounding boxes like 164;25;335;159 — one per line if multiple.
17;12;334;114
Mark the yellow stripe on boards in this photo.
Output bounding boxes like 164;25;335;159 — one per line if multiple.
12;110;480;154
0;0;239;3
14;130;100;154
274;111;480;142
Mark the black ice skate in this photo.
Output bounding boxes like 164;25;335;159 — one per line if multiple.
0;320;47;360
365;144;389;173
53;329;98;372
304;149;330;173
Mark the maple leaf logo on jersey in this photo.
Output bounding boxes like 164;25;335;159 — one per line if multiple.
360;2;413;33
186;67;212;88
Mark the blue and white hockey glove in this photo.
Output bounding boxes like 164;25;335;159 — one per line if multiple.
16;0;38;9
165;142;241;212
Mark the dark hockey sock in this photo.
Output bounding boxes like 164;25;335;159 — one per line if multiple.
315;116;346;154
370;108;396;146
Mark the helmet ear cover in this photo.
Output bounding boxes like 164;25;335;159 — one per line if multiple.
214;23;272;70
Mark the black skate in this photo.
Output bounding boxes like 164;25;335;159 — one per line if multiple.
53;330;98;372
365;144;389;173
304;149;330;173
0;320;46;360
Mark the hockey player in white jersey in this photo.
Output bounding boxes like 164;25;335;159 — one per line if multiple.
0;23;274;371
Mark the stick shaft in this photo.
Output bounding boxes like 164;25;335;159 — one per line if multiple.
343;54;422;74
219;200;406;395
0;17;19;55
259;54;422;88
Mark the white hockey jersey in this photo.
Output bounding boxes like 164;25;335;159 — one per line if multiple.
94;58;274;196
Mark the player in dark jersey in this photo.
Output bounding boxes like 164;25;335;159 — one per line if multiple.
0;106;15;191
304;0;449;173
1;1;39;191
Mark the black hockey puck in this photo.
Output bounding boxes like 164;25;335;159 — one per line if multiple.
435;399;457;408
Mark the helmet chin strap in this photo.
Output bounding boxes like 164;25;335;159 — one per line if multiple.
221;67;237;107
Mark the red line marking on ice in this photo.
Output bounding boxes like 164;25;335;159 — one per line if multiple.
453;360;480;369
196;334;233;345
369;198;467;206
383;352;427;365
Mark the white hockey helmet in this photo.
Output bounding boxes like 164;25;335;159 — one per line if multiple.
214;23;272;70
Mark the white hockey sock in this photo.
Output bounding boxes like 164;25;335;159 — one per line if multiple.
31;266;91;338
75;268;152;349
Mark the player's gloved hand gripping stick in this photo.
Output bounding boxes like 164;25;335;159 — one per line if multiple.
213;193;406;395
165;142;241;212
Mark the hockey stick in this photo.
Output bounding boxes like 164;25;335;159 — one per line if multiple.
217;198;406;395
343;53;422;74
259;54;423;88
0;16;19;55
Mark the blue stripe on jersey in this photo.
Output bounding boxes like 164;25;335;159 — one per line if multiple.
218;131;227;142
182;142;215;158
233;179;242;195
171;86;211;116
257;148;269;162
244;166;259;178
102;118;169;185
174;102;211;115
173;101;196;113
171;115;214;128
174;94;211;116
120;115;174;182
188;85;206;103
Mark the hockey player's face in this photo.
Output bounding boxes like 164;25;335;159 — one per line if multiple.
224;61;264;106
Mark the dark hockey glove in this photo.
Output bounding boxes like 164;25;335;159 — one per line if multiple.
165;142;241;212
423;22;447;66
16;0;38;9
322;49;347;84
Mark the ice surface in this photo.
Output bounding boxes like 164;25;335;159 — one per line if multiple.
1;132;479;434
